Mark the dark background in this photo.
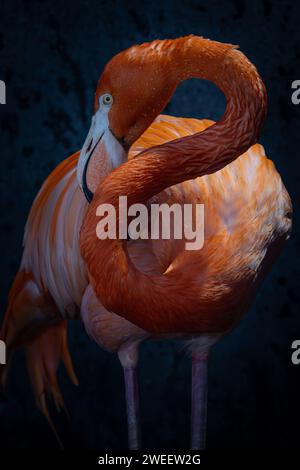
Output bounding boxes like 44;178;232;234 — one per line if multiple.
0;0;299;449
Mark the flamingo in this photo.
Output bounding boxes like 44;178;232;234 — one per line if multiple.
0;36;292;450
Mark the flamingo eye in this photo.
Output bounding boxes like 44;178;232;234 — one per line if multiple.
101;93;113;106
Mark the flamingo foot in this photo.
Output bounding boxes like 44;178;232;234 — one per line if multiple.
25;320;78;446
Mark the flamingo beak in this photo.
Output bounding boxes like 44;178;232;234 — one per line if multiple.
77;109;108;203
77;104;127;203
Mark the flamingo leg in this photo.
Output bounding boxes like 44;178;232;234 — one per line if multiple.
118;342;142;450
191;352;209;450
123;366;141;450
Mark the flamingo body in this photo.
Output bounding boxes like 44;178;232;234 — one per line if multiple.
4;115;291;349
11;115;290;326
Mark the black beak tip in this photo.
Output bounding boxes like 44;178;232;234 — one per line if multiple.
83;185;94;203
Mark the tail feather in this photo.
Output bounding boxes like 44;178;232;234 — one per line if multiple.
1;271;78;447
26;320;78;447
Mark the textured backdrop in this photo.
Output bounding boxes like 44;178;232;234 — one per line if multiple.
0;0;299;449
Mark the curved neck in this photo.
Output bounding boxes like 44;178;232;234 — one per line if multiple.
80;40;268;334
97;42;266;207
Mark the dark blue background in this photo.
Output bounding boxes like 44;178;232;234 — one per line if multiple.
0;0;299;449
